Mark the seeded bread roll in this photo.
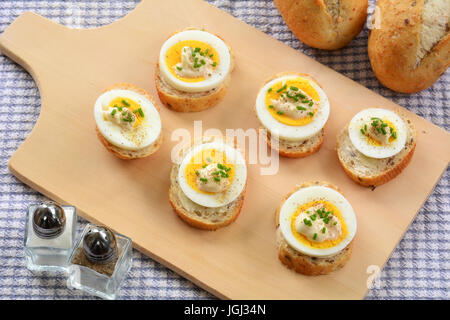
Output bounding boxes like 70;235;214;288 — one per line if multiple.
275;181;354;276
95;83;163;160
168;137;246;230
336;111;417;187
274;0;368;50
155;28;235;112
368;0;450;93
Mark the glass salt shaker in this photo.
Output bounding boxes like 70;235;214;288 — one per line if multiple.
67;224;132;300
24;202;77;272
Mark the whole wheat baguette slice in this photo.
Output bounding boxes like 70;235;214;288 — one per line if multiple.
168;136;246;230
255;71;327;158
336;112;417;188
95;83;163;160
263;128;325;158
275;181;354;276
155;29;235;112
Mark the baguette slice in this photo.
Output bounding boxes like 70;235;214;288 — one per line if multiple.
275;181;354;276
263;128;324;158
256;71;327;158
155;29;235;112
95;83;163;160
336;112;417;187
168;137;246;230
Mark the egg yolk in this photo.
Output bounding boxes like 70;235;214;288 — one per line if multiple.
365;119;397;147
265;78;319;126
108;97;144;127
165;40;220;83
290;200;348;249
184;148;235;195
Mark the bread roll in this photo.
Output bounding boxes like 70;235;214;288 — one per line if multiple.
274;0;368;50
368;0;450;93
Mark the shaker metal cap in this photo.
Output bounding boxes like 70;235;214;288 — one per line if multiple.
83;226;118;264
32;202;66;239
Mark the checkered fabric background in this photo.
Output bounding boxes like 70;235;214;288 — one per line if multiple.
0;0;448;300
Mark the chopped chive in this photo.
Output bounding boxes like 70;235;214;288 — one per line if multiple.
200;177;208;183
209;54;213;57
212;62;217;67
333;221;338;225
276;84;287;93
200;59;206;65
268;88;272;93
392;131;397;139
297;106;306;111
111;109;117;116
122;99;130;106
321;227;326;234
205;49;209;55
301;100;309;104
310;214;316;221
276;111;284;115
296;93;306;99
308;112;314;117
213;177;220;182
176;66;182;71
194;47;200;52
138;108;144;118
309;101;314;106
361;128;365;135
206;157;212;162
313;233;317;240
289;86;298;91
268;105;274;109
202;164;208;168
195;170;200;176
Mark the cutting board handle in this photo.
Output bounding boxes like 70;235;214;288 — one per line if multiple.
0;11;67;78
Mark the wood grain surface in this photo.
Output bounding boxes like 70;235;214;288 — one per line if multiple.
0;0;449;299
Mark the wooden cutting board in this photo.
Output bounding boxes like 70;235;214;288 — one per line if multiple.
1;0;449;300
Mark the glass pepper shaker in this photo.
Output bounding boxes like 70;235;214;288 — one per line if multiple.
24;201;77;272
67;224;132;300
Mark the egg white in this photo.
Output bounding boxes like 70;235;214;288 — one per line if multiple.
94;89;162;151
348;108;407;159
255;74;330;141
177;142;247;208
159;30;231;93
279;186;357;258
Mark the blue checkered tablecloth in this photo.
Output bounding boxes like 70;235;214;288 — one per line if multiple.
0;0;448;300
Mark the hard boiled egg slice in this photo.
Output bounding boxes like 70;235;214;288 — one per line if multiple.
159;30;231;93
348;108;407;159
279;186;357;258
177;141;247;208
255;74;330;141
94;89;162;151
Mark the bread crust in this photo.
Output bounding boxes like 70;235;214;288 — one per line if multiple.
275;181;354;275
168;137;247;230
264;128;325;158
336;110;417;187
155;65;231;112
255;71;327;158
155;29;235;112
368;0;450;93
168;166;246;231
274;0;368;50
95;83;163;160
